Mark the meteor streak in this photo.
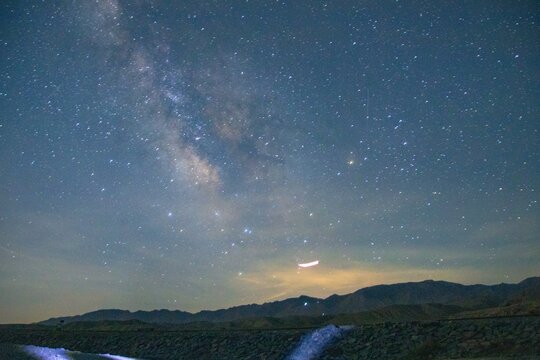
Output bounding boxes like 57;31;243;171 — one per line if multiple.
298;260;319;268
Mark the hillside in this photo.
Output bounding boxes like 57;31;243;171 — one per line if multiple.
39;276;540;326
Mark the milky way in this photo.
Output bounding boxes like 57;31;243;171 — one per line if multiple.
1;1;539;323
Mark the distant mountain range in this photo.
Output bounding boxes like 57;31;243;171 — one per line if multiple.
39;277;540;326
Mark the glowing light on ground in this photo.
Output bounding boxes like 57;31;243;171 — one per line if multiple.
22;345;71;360
298;260;319;268
286;324;353;360
100;354;139;360
22;345;140;360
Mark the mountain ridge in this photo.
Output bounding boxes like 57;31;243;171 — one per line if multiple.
38;276;540;325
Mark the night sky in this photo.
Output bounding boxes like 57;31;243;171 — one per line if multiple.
1;1;539;324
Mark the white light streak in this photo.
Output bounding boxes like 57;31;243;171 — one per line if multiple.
298;260;319;268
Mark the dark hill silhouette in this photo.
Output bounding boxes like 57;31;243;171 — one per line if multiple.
39;276;540;325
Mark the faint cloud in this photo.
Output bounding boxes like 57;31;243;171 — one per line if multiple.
236;262;494;302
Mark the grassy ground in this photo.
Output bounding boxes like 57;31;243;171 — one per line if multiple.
0;344;34;360
2;342;540;360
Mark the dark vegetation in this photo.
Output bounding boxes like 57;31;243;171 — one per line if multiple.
1;317;538;359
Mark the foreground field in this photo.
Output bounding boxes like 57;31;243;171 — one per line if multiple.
1;316;539;359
